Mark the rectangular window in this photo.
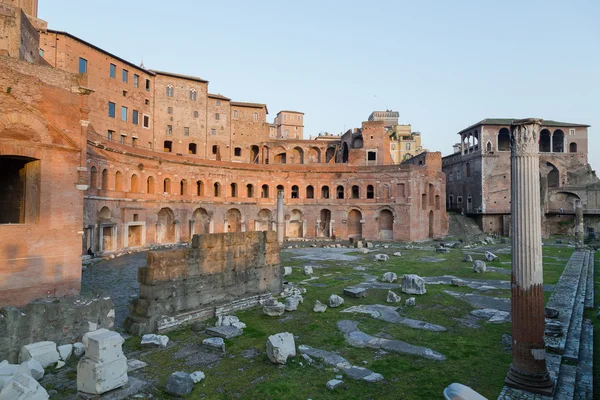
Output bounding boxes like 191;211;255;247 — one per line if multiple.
122;69;128;83
569;128;576;136
449;172;453;182
457;170;462;180
215;113;220;120
234;147;241;157
233;110;238;118
108;102;116;118
143;115;149;128
79;57;87;73
457;196;463;203
107;130;114;141
132;110;139;125
167;125;172;135
120;134;126;144
216;100;221;106
110;63;116;78
133;74;139;88
211;129;216;136
121;106;128;121
367;151;377;161
391;143;395;150
168;107;173;114
132;137;138;147
184;127;189;136
194;111;199;118
145;79;150;91
406;143;411;150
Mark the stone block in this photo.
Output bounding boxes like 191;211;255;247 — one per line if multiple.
73;342;85;358
266;333;296;364
386;291;401;303
165;371;194;397
20;359;43;381
472;260;487;273
190;371;205;384
401;274;426;295
202;338;225;352
18;341;59;369
283;266;292;276
57;344;73;361
381;272;397;282
328;294;344;308
313;300;327;313
84;330;125;364
77;353;128;395
374;254;389;261
405;297;416;306
326;379;344;390
263;302;285;316
303;266;313;275
0;372;49;400
284;296;302;311
451;278;467;287
205;326;243;339
141;334;169;348
343;287;367;298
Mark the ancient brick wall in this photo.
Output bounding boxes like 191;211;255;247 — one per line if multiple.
125;231;281;335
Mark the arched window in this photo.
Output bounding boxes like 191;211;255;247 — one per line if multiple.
230;183;238;197
435;195;441;210
130;174;139;192
253;112;258;121
291;185;299;198
336;185;344;199
321;185;330;199
539;129;551;152
166;84;174;97
553;130;564;153
115;171;123;191
180;179;187;195
277;184;284;197
569;142;578;153
366;185;374;199
214;182;221;197
246;184;254;198
498;128;510;151
147;176;155;194
261;184;269;198
351;185;359;199
163;178;171;193
189;88;197;101
486;141;492;152
197;180;204;196
306;185;314;199
90;166;98;189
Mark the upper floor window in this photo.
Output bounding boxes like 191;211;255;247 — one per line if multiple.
132;110;139;125
406;143;411;150
194;111;199;118
145;79;150;91
233;110;238;118
190;89;197;101
168;107;173;114
456;170;462;180
569;128;576;136
133;74;139;88
215;113;220;120
167;125;172;135
143;115;150;128
184;127;190;136
121;106;128;121
210;129;216;136
109;63;116;78
166;85;174;97
108;102;116;118
79;58;87;74
254;112;258;121
216;100;221;106
122;69;128;83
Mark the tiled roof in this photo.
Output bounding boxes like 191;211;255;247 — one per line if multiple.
208;93;231;101
151;70;208;83
231;101;268;114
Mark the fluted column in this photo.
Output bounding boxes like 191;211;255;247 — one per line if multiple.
575;200;584;248
505;118;553;395
276;190;284;244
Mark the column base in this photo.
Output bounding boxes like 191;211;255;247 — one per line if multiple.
505;364;554;396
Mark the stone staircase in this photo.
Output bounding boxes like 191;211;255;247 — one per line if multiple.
448;212;484;237
497;249;595;400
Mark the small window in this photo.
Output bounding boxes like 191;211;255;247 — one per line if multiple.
166;84;174;97
211;129;216;136
457;196;463;204
306;185;314;199
132;137;138;147
79;57;87;73
132;110;139;125
121;106;128;121
233;110;238;118
143;115;150;128
367;151;377;161
190;89;197;101
215;113;220;120
449;172;453;182
254;112;258;121
145;79;150;91
108;102;116;118
144;99;150;105
122;69;128;83
122;90;127;97
168;107;173;114
189;143;197;154
457;170;462;180
367;185;374;199
216;100;221;106
291;185;299;198
164;140;172;152
107;130;114;141
133;74;139;88
569;128;576;136
120;134;126;144
184;127;189;136
406;143;411;150
194;111;199;118
0;156;41;224
234;147;241;157
166;125;172;135
212;145;218;155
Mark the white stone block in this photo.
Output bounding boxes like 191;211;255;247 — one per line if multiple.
190;371;205;383
18;342;59;369
283;266;292;276
57;344;73;361
141;334;169;348
20;359;44;381
77;355;128;395
303;266;313;275
73;342;85;358
85;330;125;363
0;372;48;400
266;332;296;364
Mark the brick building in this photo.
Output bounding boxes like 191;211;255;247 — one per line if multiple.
0;0;448;306
442;118;599;236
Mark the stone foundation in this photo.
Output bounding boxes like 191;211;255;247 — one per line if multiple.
0;296;115;363
125;231;281;335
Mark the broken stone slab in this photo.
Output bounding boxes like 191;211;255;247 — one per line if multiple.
141;334;169;348
341;304;445;331
283;266;292;276
405;297;416;306
485;251;498;261
297;345;383;382
126;359;148;373
444;290;511;312
443;383;487;400
462;254;473;262
165;371;194;397
337;320;445;361
374;254;389;261
263;301;286;316
55;360;65;369
326;379;344;390
205;326;243;339
386;291;401;303
20;359;44;381
401;274;426;295
366;242;374;248
18;341;60;369
313;300;327;313
451;278;467;287
328;294;344;308
360;248;369;254
436;247;450;253
57;344;73;361
0;361;19;390
343;287;367;298
393;252;402;256
216;315;247;330
190;371;205;384
73;343;85;358
202;337;225;352
77;330;128;395
381;272;398;283
0;368;49;400
284;295;302;311
472;260;487;273
303;266;314;275
470;309;510;323
266;333;296;364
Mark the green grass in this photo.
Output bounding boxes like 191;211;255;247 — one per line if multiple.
126;241;574;400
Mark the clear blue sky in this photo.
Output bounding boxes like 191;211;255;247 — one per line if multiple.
40;1;599;169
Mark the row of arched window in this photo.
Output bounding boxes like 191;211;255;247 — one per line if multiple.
89;167;402;200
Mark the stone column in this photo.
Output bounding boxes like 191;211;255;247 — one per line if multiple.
575;199;584;247
505;118;553;395
276;190;284;244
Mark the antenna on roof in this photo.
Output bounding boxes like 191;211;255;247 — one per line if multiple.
140;59;146;69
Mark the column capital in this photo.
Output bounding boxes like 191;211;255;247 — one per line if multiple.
510;118;543;156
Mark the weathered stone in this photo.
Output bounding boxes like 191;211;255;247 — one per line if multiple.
0;370;49;400
360;248;369;254
401;274;426;295
436;247;450;253
165;371;194;397
266;333;296;364
205;326;243;339
484;251;498;261
328;294;344;308
545;320;563;337
216;315;246;329
355;241;364;249
283;266;292;276
190;322;205;332
462;254;473;262
366;242;374;248
77;330;128;395
73;342;85;358
190;371;205;384
386;291;401;303
0;361;19;390
55;360;65;369
374;254;389;261
202;337;225;352
381;272;397;283
298;345;384;382
313;300;327;313
20;359;44;381
544;307;559;319
284;295;302;311
18;342;59;369
126;359;148;372
343;287;367;298
141;334;169;348
326;379;344;390
57;344;73;361
263;302;285;316
393;252;402;256
405;297;416;306
472;260;487;273
303;266;314;275
451;278;467;287
443;383;487;400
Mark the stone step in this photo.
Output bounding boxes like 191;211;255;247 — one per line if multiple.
563;251;589;362
553;362;577;400
574;319;593;400
545;250;587;354
584;251;594;310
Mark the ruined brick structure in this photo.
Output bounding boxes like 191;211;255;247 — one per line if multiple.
0;0;448;307
443;118;599;236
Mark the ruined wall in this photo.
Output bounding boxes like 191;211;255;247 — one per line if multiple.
125;231;281;335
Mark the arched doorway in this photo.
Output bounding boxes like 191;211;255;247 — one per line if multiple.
378;209;393;239
319;209;331;237
325;147;336;163
157;207;176;244
429;210;434;238
498;127;510;151
256;209;272;231
192;208;210;235
308;147;321;163
547;162;559;188
226;208;242;232
288;209;303;238
250;145;260;163
291;147;304;164
347;209;362;239
539;129;551;152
